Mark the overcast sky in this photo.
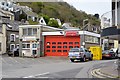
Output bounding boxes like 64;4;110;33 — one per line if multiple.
63;0;111;17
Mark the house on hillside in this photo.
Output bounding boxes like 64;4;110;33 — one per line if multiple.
1;11;25;55
21;6;38;22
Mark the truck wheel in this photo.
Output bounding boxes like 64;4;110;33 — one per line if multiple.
70;59;74;62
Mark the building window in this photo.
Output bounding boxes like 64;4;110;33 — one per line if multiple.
58;42;62;44
69;42;73;44
58;46;61;48
74;46;79;48
52;46;56;48
63;42;67;44
28;28;32;35
6;3;9;6
10;34;15;42
63;50;67;52
32;43;37;48
75;42;79;44
47;42;50;45
32;50;37;55
57;50;62;52
33;28;37;35
10;44;15;51
46;46;50;48
52;42;56;44
52;50;56;52
23;29;27;35
22;43;30;49
0;43;1;51
46;50;50;52
23;28;37;36
69;46;73;48
63;46;67;48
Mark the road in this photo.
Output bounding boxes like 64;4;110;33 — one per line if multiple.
1;55;118;78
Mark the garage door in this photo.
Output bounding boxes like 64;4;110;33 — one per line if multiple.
44;36;80;56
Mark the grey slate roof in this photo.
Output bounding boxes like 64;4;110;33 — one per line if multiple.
2;18;25;31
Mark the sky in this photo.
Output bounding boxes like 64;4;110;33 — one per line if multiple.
63;0;111;17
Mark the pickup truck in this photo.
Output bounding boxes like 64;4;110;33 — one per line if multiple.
68;48;93;62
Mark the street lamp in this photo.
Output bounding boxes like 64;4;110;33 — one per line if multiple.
82;19;89;48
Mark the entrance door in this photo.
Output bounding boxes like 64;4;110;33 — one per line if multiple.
44;36;80;56
32;43;37;55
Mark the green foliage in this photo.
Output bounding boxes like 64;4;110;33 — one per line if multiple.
39;14;50;24
19;14;26;20
28;19;39;25
48;19;59;28
19;2;100;28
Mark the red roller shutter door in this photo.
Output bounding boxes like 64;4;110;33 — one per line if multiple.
44;35;80;56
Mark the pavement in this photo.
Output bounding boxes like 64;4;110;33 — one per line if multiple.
92;59;120;78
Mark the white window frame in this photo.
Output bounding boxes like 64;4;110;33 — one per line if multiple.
16;44;19;48
22;43;30;49
10;44;15;51
10;34;15;42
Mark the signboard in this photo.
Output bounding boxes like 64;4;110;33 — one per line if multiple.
64;30;79;36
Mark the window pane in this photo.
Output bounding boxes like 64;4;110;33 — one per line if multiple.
63;46;67;48
58;42;62;44
23;29;27;35
69;46;73;48
63;42;67;44
28;28;32;35
46;46;50;48
57;50;62;52
52;42;56;44
33;28;37;35
69;42;73;44
58;46;61;48
63;50;67;52
32;50;37;55
32;44;37;48
22;44;26;48
52;46;56;48
10;45;15;51
27;44;30;48
75;42;79;44
10;35;15;42
52;50;56;52
46;50;50;52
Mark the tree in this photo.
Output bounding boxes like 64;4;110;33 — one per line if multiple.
48;19;59;28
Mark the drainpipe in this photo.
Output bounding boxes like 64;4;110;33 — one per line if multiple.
115;0;118;26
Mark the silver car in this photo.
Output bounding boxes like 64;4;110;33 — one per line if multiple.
68;48;93;62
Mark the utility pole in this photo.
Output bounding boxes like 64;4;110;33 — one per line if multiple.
82;19;89;48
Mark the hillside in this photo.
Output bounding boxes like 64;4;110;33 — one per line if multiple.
19;2;100;28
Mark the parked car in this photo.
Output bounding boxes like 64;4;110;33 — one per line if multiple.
102;50;116;59
68;48;93;62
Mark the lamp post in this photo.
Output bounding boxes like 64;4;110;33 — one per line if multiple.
82;19;89;48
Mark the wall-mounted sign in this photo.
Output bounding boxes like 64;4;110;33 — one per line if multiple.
64;30;79;36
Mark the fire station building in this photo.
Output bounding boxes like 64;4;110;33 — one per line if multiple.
19;25;100;57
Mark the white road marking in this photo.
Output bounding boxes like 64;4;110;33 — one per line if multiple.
23;72;50;78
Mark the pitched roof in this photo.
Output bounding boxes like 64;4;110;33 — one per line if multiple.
22;8;38;17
